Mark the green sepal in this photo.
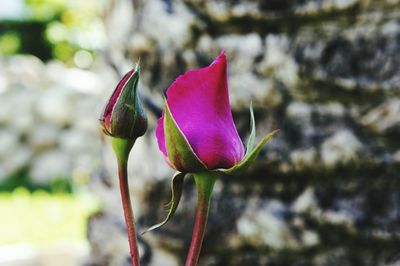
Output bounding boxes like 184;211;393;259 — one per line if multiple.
142;172;186;234
217;129;280;176
217;102;279;175
164;99;207;172
110;67;148;140
245;102;256;157
124;103;135;111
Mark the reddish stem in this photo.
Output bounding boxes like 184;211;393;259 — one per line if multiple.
185;173;216;266
118;160;140;266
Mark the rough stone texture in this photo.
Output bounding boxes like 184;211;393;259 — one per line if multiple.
0;56;112;183
85;0;400;265
79;0;400;265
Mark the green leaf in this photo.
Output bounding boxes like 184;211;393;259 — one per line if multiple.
142;172;186;234
218;129;279;175
245;102;256;157
164;99;207;172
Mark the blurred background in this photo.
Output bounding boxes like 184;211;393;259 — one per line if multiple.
0;0;400;265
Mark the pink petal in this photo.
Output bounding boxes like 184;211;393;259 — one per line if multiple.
156;52;244;170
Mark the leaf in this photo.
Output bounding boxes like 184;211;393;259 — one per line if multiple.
245;101;256;157
218;129;280;176
142;172;186;234
164;99;207;172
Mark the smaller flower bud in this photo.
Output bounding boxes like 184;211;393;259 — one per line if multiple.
100;64;148;140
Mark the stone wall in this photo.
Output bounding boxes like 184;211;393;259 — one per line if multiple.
86;0;400;265
0;56;113;186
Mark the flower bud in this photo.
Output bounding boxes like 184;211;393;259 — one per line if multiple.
100;65;147;140
156;52;279;175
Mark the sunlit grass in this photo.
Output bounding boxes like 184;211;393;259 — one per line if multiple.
0;187;99;246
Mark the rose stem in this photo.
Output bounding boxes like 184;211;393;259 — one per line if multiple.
112;138;140;266
185;172;217;266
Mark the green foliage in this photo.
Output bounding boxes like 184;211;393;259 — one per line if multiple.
25;0;66;21
0;0;104;63
0;20;52;60
0;167;72;193
52;41;78;62
0;31;21;55
25;0;104;64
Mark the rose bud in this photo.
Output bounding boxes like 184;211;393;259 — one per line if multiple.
145;52;278;235
147;52;279;266
99;63;148;266
100;65;147;141
156;51;278;174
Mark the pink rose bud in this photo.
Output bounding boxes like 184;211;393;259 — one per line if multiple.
156;52;244;172
156;51;278;174
146;51;278;234
100;66;147;141
100;64;146;266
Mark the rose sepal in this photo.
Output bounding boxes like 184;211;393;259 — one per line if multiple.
142;171;186;234
163;99;207;172
214;104;279;176
147;103;279;233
